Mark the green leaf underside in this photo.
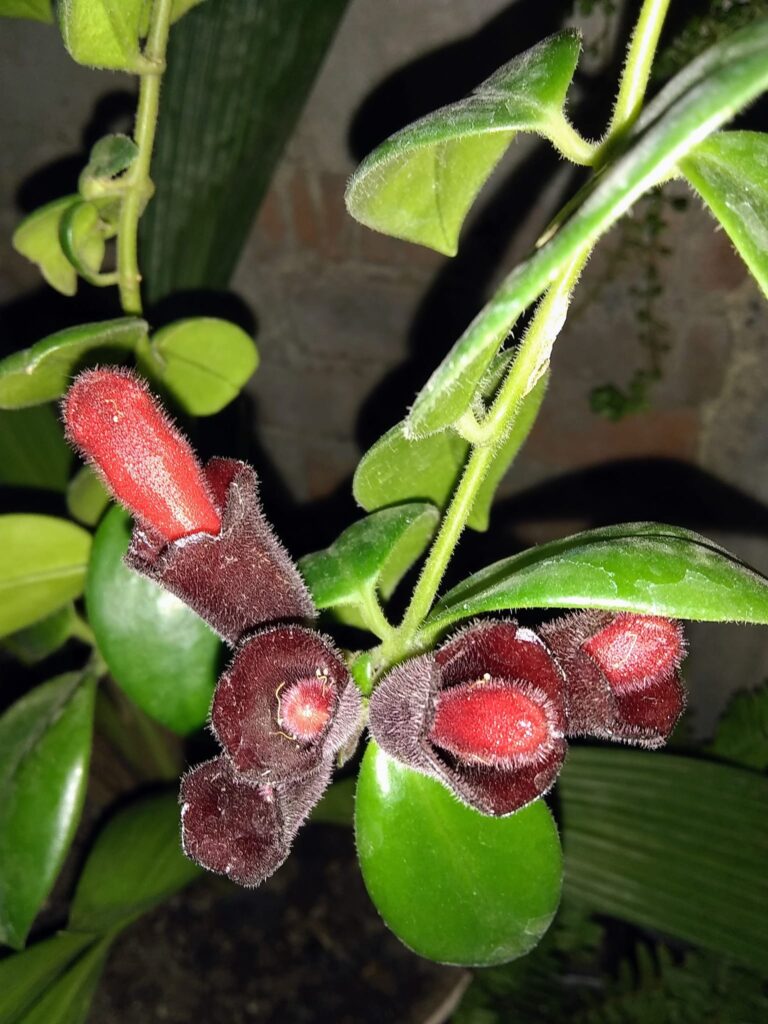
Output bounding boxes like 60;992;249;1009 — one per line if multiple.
16;934;113;1024
346;31;582;255
299;503;439;612
66;466;110;527
70;791;201;933
561;748;768;970
355;742;562;966
80;134;138;185
681;131;768;298
0;317;146;409
56;0;145;71
86;506;220;735
137;317;259;416
424;522;768;641
2;605;75;666
0;932;96;1022
0;673;95;948
0;406;71;491
354;373;547;533
0;0;53;22
12;196;79;296
406;20;768;435
708;684;768;771
0;515;91;638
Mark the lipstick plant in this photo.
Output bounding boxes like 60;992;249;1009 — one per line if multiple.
1;0;768;1014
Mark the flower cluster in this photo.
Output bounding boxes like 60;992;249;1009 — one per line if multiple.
64;369;362;886
63;368;687;886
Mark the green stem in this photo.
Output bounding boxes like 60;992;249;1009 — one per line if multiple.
117;0;174;315
607;0;672;139
359;585;396;642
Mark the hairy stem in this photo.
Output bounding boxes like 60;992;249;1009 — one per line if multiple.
117;0;174;314
608;0;672;139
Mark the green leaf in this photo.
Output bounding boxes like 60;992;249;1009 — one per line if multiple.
66;466;109;528
681;131;768;298
0;515;91;639
708;684;768;771
56;0;145;71
69;791;201;933
346;31;584;256
58;201;107;282
311;777;355;827
0;317;146;408
170;0;204;21
0;672;96;948
0;406;71;491
12;196;79;296
424;522;768;643
0;0;52;21
140;0;349;300
354;421;469;516
406;19;768;436
355;742;562;966
79;134;138;191
137;317;259;416
86;506;221;735
0;932;95;1023
561;748;768;971
2;605;76;666
17;934;112;1024
299;503;439;615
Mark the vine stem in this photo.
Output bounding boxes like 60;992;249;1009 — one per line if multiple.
117;0;174;315
377;0;673;670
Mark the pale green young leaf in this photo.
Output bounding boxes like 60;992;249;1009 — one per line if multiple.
12;196;79;296
56;0;145;71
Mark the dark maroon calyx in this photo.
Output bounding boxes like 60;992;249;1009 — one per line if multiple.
127;457;315;645
539;610;686;749
368;619;568;817
211;625;362;784
180;757;331;888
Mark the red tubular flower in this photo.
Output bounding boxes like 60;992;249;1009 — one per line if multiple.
63;368;221;541
539;611;686;748
180;756;331;887
369;620;567;816
211;625;362;784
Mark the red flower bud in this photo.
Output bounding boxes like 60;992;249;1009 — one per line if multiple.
63;368;221;541
369;620;567;817
211;625;362;783
180;756;330;887
540;611;686;748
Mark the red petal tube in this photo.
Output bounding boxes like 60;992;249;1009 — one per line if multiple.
63;368;221;541
368;620;567;817
211;625;362;783
126;458;316;644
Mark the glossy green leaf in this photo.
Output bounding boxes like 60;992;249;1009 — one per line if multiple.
681;131;768;297
0;515;91;639
70;791;200;933
137;317;259;416
56;0;145;71
17;935;112;1024
708;684;768;771
299;504;438;614
354;421;468;516
0;673;96;948
2;605;76;666
407;20;768;435
0;932;95;1023
0;406;71;491
561;748;768;970
58;201;107;281
79;133;138;191
0;0;52;21
0;317;146;408
424;522;768;643
355;742;562;966
66;466;109;527
140;0;349;300
86;506;220;735
12;196;79;296
346;31;585;255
